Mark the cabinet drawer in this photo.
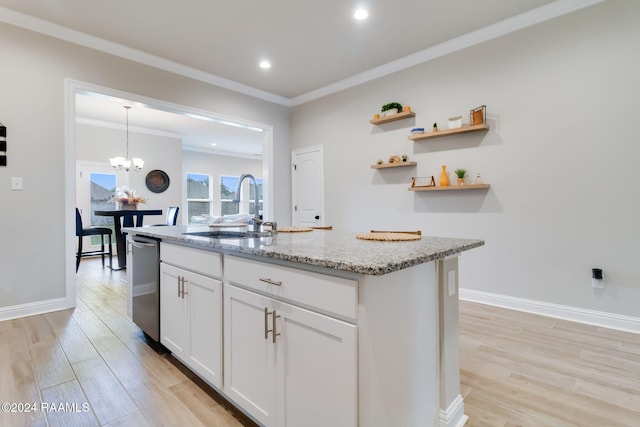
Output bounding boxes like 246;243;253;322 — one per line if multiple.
224;256;357;320
161;243;221;278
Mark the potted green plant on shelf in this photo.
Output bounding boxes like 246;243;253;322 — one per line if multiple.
381;102;403;116
454;169;466;186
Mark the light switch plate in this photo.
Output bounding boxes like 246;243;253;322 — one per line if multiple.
11;176;23;191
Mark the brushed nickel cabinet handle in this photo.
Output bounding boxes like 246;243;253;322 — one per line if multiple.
177;276;181;298
181;277;189;298
264;307;271;340
271;310;281;344
259;278;282;286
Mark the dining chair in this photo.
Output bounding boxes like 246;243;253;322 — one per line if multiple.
76;208;113;272
147;206;179;226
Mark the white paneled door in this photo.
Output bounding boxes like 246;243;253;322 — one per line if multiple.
291;146;324;228
76;161;128;252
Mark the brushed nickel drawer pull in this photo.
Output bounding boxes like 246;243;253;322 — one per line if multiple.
259;278;282;286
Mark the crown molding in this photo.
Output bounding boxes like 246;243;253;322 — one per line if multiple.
290;0;604;105
0;6;292;107
1;0;603;108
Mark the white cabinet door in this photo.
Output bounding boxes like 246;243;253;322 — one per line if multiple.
277;303;357;427
224;283;357;427
188;273;222;389
161;261;223;389
224;284;277;427
160;263;188;359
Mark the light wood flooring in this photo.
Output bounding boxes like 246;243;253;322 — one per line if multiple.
460;301;640;426
1;259;639;426
1;258;255;427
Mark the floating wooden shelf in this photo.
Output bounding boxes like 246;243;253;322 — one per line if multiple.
370;110;416;125
408;124;489;141
371;161;417;169
408;184;490;192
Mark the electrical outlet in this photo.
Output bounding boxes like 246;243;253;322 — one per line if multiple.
592;268;604;288
447;269;457;296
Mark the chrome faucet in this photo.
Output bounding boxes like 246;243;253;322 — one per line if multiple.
233;173;263;231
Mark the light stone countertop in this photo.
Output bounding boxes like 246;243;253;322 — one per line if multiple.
124;225;484;276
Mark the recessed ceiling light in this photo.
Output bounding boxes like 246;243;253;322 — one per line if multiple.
259;60;271;69
210;143;217;146
354;8;368;20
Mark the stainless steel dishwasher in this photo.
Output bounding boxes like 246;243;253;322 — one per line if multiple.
130;235;161;344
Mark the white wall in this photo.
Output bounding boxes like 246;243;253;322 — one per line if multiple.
0;22;289;316
290;1;640;319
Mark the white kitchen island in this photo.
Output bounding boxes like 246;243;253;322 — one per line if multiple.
124;225;484;427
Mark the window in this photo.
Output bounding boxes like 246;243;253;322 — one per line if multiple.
220;176;239;216
187;173;212;223
89;172;116;245
186;173;263;223
249;178;264;216
90;173;116;225
220;175;263;216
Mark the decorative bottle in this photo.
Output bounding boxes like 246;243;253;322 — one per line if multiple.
440;165;450;187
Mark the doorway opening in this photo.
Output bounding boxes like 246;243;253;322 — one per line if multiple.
65;79;274;309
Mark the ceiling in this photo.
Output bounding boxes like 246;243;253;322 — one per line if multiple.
75;91;265;158
0;0;598;155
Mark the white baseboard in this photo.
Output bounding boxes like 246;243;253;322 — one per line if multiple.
0;298;70;322
440;394;469;427
460;289;640;335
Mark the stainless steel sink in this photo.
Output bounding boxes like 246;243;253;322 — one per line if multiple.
182;230;275;239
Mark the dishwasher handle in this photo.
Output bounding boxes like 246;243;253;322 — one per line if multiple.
132;241;157;248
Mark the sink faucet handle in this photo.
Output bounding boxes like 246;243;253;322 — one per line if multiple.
262;221;277;233
250;216;263;232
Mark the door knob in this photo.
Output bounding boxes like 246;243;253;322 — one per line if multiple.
314;215;320;220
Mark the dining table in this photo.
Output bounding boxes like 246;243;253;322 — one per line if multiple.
94;209;162;270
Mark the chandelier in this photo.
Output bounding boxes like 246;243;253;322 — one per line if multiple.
109;106;144;172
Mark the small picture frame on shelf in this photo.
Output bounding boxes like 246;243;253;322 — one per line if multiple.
411;176;436;188
470;105;486;125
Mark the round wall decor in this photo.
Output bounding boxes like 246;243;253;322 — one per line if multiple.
145;169;170;193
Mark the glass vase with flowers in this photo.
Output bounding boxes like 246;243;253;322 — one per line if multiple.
113;186;147;210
